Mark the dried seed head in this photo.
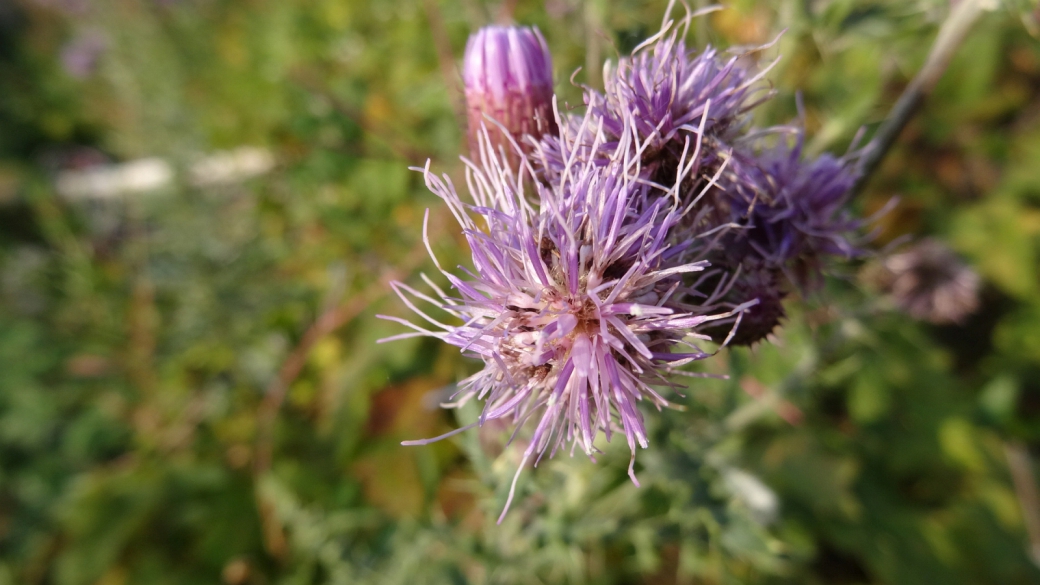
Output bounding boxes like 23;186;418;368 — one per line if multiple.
873;239;980;324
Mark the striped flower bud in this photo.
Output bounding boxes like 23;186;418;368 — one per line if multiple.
463;25;557;159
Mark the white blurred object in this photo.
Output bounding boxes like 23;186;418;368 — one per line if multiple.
55;147;275;200
722;467;779;525
189;147;275;187
56;157;171;200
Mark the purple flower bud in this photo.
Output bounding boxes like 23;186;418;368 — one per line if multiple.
463;26;557;159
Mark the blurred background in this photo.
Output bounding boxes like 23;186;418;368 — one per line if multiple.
1;0;1040;583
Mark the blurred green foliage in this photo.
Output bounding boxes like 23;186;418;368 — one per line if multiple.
1;0;1039;584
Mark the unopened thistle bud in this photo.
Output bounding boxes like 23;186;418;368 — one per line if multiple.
463;25;557;158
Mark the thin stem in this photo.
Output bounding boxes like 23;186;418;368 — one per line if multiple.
851;0;987;197
1006;441;1040;567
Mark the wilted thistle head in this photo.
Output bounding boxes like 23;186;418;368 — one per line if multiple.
871;239;980;324
463;25;557;159
380;113;747;522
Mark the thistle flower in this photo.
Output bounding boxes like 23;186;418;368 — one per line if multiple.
722;132;861;292
871;239;980;324
599;39;764;152
589;11;775;180
691;132;861;345
463;25;557;159
530;10;775;228
380;115;746;522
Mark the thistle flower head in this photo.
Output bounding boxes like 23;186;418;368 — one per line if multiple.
530;12;775;219
724;133;861;291
591;17;773;168
381;113;745;522
463;25;557;157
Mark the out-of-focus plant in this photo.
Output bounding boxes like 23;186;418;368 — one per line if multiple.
384;5;871;521
0;1;1038;584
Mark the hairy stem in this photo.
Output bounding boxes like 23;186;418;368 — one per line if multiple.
851;0;988;197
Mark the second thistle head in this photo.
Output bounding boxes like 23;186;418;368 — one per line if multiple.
463;25;558;159
721;132;861;292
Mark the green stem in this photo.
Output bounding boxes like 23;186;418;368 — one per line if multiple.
851;0;988;197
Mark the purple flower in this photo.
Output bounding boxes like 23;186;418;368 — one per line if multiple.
591;15;774;173
463;26;557;159
689;131;861;345
532;12;776;220
722;132;861;292
380;114;747;522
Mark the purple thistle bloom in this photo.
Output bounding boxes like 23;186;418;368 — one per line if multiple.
591;12;775;171
694;131;862;345
380;112;747;522
463;25;558;160
532;10;777;221
723;132;862;292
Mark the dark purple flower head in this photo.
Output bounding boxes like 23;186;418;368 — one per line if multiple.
463;25;558;159
380;110;748;522
723;132;861;291
693;130;862;345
